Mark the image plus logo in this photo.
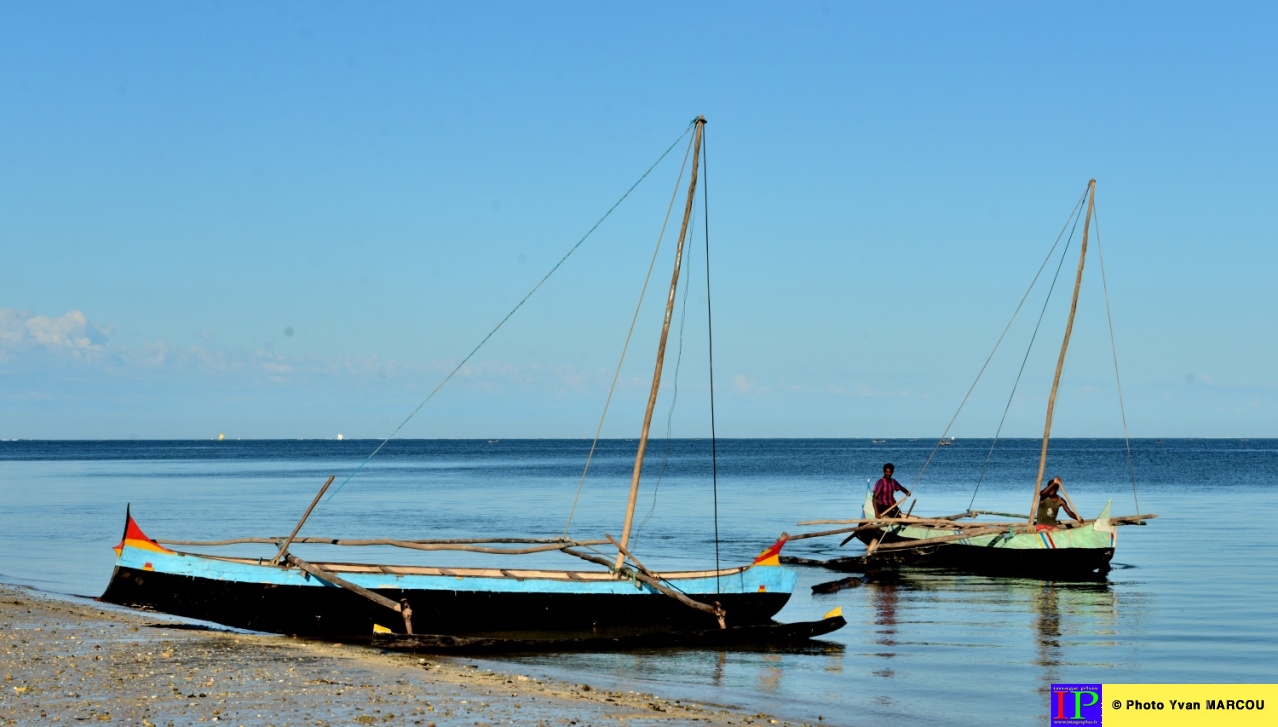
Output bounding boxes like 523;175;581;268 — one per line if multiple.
1050;684;1102;725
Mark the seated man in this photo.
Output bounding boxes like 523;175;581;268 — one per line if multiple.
872;463;911;518
1036;476;1081;526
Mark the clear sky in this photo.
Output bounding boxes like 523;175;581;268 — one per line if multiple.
2;2;1275;440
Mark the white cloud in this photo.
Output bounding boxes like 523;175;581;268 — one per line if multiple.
0;308;622;393
0;308;111;360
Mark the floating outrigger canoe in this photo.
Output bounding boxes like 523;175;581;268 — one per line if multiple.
788;181;1157;581
785;492;1154;579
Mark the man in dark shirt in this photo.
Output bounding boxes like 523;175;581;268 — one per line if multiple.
872;463;911;517
1036;476;1081;526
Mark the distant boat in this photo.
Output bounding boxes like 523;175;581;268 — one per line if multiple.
791;181;1155;579
101;117;833;642
937;437;955;446
871;438;887;444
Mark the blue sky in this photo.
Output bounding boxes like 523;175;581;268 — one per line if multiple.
2;2;1275;439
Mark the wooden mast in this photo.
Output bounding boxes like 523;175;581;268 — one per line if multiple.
1029;179;1096;524
616;116;705;568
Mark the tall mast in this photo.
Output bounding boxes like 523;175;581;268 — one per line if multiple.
1029;179;1096;524
616;116;705;567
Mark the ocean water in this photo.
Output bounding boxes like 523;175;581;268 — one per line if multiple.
1;438;1276;726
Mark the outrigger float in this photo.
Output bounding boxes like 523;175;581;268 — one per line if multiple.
99;117;845;650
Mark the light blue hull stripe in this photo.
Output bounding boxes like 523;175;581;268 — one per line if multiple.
117;547;797;597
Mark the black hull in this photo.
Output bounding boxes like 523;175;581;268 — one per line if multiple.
787;532;1115;581
98;566;792;637
369;616;847;654
909;541;1114;578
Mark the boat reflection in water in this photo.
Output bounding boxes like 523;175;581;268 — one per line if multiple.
854;568;1125;718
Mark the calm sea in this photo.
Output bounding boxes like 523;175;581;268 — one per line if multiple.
2;438;1276;725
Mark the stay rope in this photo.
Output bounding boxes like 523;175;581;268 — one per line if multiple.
911;186;1090;493
1093;206;1141;513
702;131;722;592
561;129;697;536
967;200;1084;510
321;122;696;508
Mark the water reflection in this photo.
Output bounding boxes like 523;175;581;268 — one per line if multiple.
869;580;899;678
859;569;1119;695
1034;582;1064;682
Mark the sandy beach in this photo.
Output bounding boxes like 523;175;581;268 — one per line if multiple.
0;584;812;726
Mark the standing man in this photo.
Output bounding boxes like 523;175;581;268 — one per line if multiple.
873;463;911;518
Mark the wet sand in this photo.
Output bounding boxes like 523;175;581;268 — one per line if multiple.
0;584;809;726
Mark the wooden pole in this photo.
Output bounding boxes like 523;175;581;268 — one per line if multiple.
271;475;335;565
164;536;605;548
285;553;413;634
564;546;725;628
1029;180;1095;525
616;116;706;568
873;526;1012;551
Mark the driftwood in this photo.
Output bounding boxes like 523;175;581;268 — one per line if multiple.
811;577;863;594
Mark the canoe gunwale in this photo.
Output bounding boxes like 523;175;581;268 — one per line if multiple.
168;547;755;582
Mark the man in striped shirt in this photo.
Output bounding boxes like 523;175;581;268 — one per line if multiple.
872;463;911;517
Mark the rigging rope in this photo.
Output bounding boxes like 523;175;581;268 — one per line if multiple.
702;130;721;592
561;130;697;536
321;122;697;508
911;186;1090;492
967;203;1084;509
1092;205;1141;513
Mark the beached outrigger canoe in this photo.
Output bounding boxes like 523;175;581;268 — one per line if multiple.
100;118;842;644
101;509;801;637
